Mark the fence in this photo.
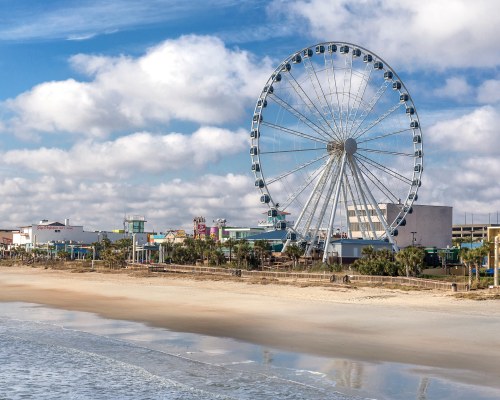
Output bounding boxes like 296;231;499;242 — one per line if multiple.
136;263;467;292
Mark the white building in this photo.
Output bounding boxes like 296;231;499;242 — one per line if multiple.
348;204;452;248
12;219;148;247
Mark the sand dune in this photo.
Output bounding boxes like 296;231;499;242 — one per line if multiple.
1;265;499;388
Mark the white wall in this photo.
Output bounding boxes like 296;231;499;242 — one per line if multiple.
12;223;148;246
390;204;452;248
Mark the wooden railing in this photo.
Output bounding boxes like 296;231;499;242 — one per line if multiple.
131;263;468;292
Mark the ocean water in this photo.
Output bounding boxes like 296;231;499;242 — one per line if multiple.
0;302;499;400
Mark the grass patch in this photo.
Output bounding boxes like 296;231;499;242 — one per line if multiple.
454;291;500;301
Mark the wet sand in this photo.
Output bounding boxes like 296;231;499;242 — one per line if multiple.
1;265;499;389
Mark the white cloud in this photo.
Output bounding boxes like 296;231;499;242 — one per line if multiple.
0;173;263;231
416;105;500;222
3;35;273;137
433;76;473;100
477;79;500;104
0;1;238;41
271;0;500;69
1;126;248;178
427;105;500;153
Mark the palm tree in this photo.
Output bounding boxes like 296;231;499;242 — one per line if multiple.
194;238;208;264
235;240;251;269
472;243;490;284
182;237;197;264
224;238;237;263
395;246;425;277
284;244;302;270
460;247;474;289
253;240;271;269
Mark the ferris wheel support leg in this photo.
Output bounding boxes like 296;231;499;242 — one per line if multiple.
287;160;332;250
349;159;377;238
306;167;339;257
282;238;291;253
341;182;352;239
322;153;347;263
352;158;399;252
344;171;367;240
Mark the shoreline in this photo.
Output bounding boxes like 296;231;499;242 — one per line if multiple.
1;265;500;390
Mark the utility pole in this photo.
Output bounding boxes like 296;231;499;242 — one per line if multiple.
495;236;498;288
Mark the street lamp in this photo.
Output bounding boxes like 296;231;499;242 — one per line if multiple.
411;231;417;246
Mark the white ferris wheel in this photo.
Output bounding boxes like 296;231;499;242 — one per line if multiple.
250;42;423;261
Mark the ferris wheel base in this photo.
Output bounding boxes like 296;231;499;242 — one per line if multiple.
321;238;397;264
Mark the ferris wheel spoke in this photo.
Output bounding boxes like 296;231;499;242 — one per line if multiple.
284;160;334;246
356;158;403;203
265;153;329;185
345;61;374;133
357;127;413;144
305;165;341;255
342;52;354;139
347;158;378;238
357;147;414;157
348;80;390;138
261;121;329;145
355;153;412;185
300;159;342;236
323;52;344;135
269;93;332;141
282;160;332;251
353;101;404;141
344;173;368;239
322;153;348;262
303;57;343;138
352;157;397;247
260;147;323;155
286;71;337;138
341;180;351;239
280;161;328;211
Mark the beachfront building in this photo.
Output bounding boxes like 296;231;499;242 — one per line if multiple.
329;239;393;265
223;227;265;241
150;229;188;245
452;223;500;243
245;229;288;252
1;229;15;247
12;219;148;248
348;203;452;249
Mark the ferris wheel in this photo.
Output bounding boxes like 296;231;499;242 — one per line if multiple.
250;42;423;261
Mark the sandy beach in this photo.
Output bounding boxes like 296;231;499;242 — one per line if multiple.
1;265;499;390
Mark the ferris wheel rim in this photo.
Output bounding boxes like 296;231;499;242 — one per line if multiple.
250;41;423;246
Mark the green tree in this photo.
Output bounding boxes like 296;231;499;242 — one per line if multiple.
395;246;425;277
472;243;489;283
207;247;225;266
235;240;251;269
253;240;271;269
224;238;238;263
460;247;474;289
57;250;71;261
353;246;399;276
284;244;303;270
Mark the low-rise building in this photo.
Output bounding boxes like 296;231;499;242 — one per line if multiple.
453;223;500;242
12;219;148;248
348;203;452;248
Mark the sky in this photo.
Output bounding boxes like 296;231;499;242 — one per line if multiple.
0;0;499;232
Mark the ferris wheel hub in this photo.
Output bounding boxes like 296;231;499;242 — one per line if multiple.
327;137;357;156
344;138;357;156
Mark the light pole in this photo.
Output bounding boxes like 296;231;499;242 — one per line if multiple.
495;236;498;288
411;231;417;246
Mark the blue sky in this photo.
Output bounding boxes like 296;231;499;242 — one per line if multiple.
0;0;499;231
